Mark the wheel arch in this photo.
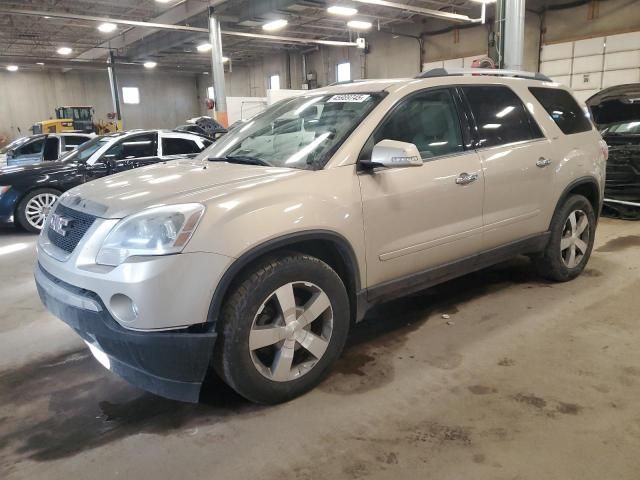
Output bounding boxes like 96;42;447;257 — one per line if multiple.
207;230;363;329
552;176;602;227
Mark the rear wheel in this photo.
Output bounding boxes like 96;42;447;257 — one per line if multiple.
534;194;596;281
213;253;350;404
15;188;61;233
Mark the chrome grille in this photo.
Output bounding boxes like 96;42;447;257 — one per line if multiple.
47;204;97;253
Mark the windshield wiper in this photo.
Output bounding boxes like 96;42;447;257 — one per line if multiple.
209;155;272;167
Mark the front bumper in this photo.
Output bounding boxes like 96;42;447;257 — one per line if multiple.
35;263;217;402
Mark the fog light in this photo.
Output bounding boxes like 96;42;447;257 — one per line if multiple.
110;294;139;323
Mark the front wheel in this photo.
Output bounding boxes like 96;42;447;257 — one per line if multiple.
213;253;350;404
534;194;596;282
15;188;61;233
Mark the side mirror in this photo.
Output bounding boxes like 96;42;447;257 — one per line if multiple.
361;140;422;170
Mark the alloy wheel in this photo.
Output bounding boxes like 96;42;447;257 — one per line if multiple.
25;193;58;230
249;281;333;382
560;209;590;269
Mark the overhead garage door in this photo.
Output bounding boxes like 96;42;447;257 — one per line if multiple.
540;31;640;103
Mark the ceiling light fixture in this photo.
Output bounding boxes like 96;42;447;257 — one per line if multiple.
144;61;157;69
155;0;173;3
347;19;372;30
196;42;212;52
36;62;45;65
263;19;288;31
57;46;72;55
222;56;230;63
470;0;496;3
6;65;19;72
98;22;117;33
327;6;358;16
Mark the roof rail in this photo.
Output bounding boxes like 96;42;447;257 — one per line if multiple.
416;67;552;82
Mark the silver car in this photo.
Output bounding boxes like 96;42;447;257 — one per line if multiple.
0;133;93;167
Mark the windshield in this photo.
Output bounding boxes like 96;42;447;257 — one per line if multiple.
0;136;31;154
201;92;383;170
603;120;640;135
59;136;110;163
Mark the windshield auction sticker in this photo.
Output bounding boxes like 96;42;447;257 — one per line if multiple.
327;94;371;103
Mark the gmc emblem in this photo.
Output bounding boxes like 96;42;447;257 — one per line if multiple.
50;213;72;237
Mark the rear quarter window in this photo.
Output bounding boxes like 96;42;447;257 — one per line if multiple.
529;87;593;135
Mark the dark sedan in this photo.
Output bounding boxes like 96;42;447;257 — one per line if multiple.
0;129;212;232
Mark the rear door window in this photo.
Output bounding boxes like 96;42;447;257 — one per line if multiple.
462;85;543;148
529;87;593;135
162;137;203;156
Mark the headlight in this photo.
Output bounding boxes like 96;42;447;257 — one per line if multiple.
96;203;205;266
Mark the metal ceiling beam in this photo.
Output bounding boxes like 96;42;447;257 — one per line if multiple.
0;7;359;50
350;0;481;23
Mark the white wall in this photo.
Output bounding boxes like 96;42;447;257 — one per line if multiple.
0;70;200;141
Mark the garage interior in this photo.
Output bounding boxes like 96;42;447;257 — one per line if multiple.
1;0;640;479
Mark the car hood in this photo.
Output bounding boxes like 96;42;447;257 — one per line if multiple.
586;83;640;127
0;160;78;183
62;158;306;219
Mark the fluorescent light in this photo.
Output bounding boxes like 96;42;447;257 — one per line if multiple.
263;19;288;31
328;6;358;16
98;22;117;33
495;106;514;118
6;65;18;72
222;56;230;63
347;20;372;30
36;62;45;65
471;0;496;3
143;61;157;69
155;0;172;3
57;46;72;55
196;42;212;52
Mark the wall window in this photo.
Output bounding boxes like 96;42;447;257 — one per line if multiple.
122;87;140;105
462;85;543;148
207;86;215;100
337;62;351;83
269;74;281;90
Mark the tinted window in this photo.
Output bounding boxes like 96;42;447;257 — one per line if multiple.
463;85;543;147
105;133;157;160
64;135;90;149
529;87;593;135
16;138;45;156
364;89;464;159
43;137;60;161
162;137;202;155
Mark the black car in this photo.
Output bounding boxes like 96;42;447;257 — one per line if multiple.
587;84;640;219
0;129;212;232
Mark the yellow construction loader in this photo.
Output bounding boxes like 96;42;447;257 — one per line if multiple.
31;106;121;135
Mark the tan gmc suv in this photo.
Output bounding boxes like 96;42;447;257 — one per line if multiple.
35;69;608;404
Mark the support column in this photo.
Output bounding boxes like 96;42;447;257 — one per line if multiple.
208;7;228;128
504;0;525;71
107;50;122;130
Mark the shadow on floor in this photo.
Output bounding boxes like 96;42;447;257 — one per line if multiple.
0;256;547;467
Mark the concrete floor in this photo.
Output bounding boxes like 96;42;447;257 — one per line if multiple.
1;218;640;479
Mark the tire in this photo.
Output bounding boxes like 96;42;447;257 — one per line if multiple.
213;253;350;404
15;188;61;233
533;194;596;282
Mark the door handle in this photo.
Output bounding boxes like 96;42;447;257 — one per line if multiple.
455;172;479;185
536;157;552;168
